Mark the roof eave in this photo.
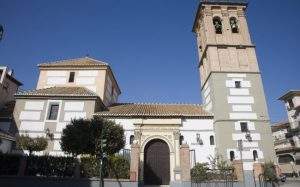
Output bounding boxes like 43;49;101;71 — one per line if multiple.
278;90;300;101
5;74;23;86
94;114;213;119
14;94;99;100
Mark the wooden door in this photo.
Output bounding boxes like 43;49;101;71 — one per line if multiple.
144;139;170;185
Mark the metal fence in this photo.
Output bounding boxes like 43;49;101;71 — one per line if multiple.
190;149;196;168
117;149;131;162
191;169;235;187
258;174;278;187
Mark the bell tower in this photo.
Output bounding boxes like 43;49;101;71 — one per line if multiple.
193;0;276;170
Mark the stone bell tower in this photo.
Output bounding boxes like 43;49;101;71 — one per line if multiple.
193;0;276;170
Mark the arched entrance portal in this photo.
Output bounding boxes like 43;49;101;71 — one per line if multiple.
144;139;170;185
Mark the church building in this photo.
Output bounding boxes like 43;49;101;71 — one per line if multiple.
12;0;276;186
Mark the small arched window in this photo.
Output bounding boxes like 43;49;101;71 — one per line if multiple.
230;17;239;33
213;17;222;34
230;151;235;161
210;135;215;145
253;150;258;161
180;135;184;145
129;135;134;145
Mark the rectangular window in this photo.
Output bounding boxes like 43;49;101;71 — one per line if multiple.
68;72;75;83
48;104;59;120
235;81;241;88
240;122;249;132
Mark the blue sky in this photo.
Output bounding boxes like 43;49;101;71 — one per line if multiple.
0;0;299;123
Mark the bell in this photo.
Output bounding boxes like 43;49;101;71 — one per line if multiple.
231;23;237;29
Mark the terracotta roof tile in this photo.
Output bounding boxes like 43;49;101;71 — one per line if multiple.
15;86;98;97
38;57;108;68
95;103;212;118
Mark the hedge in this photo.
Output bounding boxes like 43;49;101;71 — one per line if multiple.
80;155;130;179
0;154;129;179
0;154;21;175
26;155;77;177
191;163;236;182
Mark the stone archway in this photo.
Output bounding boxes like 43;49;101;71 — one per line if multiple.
144;139;170;185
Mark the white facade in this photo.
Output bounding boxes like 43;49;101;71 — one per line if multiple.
111;118;215;165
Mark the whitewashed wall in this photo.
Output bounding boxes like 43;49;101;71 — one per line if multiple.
111;119;135;150
18;100;89;156
110;118;215;165
180;119;215;164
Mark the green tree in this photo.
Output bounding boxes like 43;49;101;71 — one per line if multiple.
16;135;48;156
61;117;125;156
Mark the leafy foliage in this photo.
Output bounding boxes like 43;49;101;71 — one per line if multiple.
263;161;278;182
61;117;125;156
60;119;93;156
26;155;77;177
0;154;129;179
107;155;130;179
80;156;100;177
80;155;129;179
16;135;48;155
191;163;209;181
191;155;235;181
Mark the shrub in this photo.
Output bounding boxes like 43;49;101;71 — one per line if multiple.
16;135;48;155
191;155;235;182
80;155;130;179
191;163;209;181
0;154;21;175
0;154;129;179
107;155;130;179
26;155;77;177
262;161;278;182
80;156;100;178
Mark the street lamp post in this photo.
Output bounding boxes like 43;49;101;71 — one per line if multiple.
99;130;107;187
238;139;246;187
0;24;4;41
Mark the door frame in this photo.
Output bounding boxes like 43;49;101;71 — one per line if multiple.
140;135;175;184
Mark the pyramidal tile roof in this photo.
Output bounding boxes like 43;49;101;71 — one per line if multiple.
95;103;212;118
38;57;108;68
15;86;98;97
